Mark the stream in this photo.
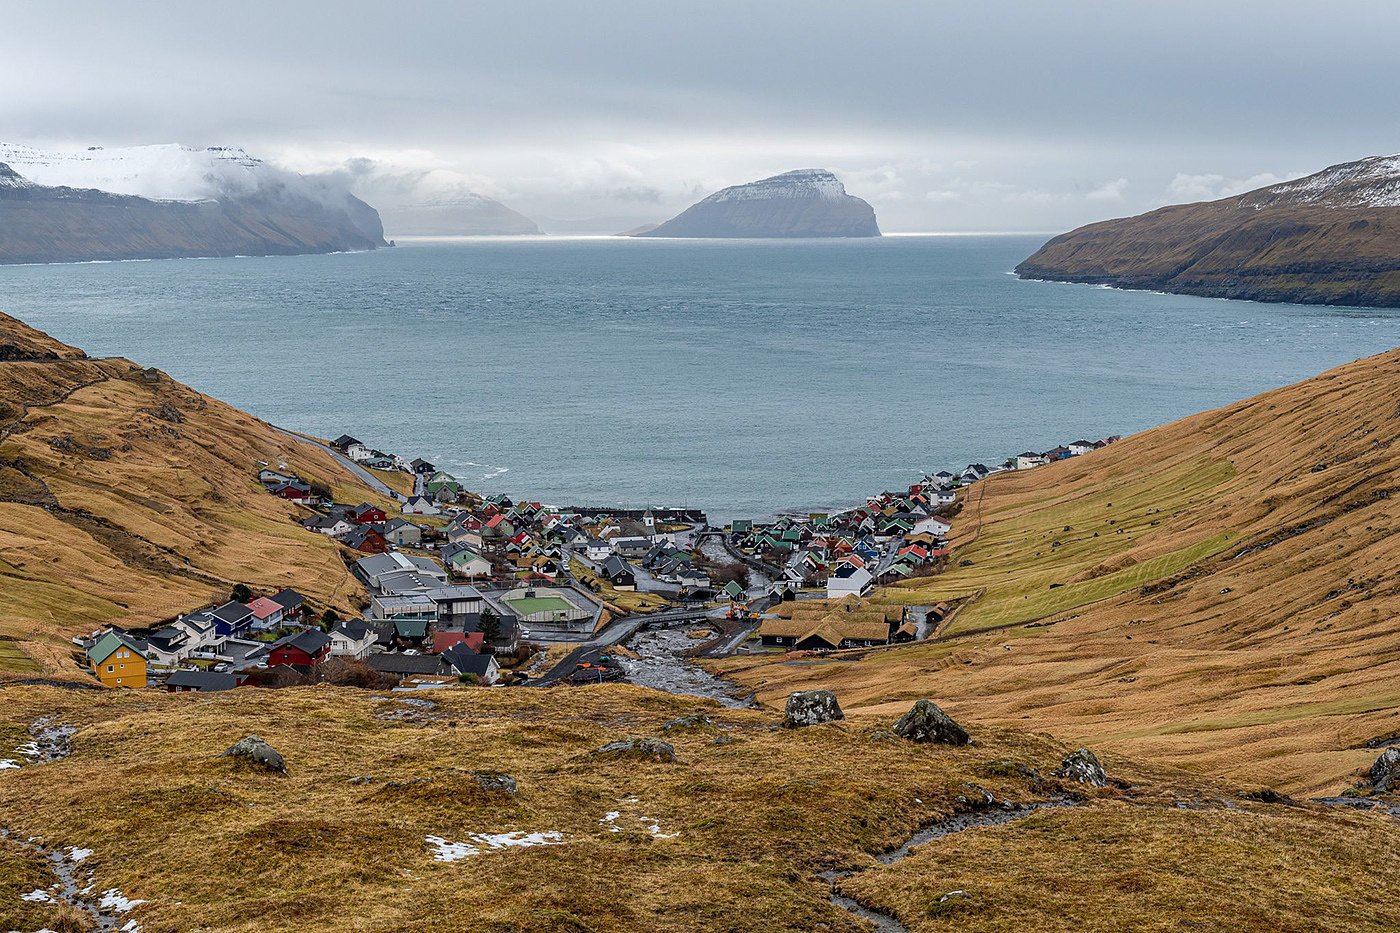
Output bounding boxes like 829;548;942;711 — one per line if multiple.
618;628;755;708
818;798;1072;932
1;829;142;932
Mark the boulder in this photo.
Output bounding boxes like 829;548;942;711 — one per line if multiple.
662;713;714;732
1369;747;1400;792
472;771;518;795
782;690;844;728
594;737;678;763
1055;748;1106;787
891;700;970;745
220;735;286;774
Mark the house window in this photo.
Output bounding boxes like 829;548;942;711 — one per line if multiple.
107;665;114;672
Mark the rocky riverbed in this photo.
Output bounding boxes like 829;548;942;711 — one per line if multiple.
617;628;754;708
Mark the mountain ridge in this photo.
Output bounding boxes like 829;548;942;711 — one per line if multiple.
637;169;881;238
0;144;386;263
1016;153;1400;306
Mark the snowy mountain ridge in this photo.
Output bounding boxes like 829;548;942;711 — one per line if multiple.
1239;153;1400;209
0;143;307;203
705;169;849;203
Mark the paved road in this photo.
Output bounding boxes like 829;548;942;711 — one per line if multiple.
272;427;406;503
529;605;714;686
694;621;760;658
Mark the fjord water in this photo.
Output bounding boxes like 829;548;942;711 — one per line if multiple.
4;235;1400;520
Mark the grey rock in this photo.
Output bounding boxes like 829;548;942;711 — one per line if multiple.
782;690;844;728
891;699;970;745
709;735;739;746
348;775;375;785
662;713;714;732
594;737;678;763
220;735;286;774
1369;747;1400;792
472;771;518;795
1055;748;1107;787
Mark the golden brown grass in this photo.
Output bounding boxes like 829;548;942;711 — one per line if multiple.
0;684;1394;932
0;313;398;662
839;801;1400;932
720;347;1400;794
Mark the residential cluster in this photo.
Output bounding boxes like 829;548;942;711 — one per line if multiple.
77;427;1120;689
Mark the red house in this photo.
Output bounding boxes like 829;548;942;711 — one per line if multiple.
344;528;388;553
268;629;331;667
352;503;388;524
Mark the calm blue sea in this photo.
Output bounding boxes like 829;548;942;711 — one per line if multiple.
4;235;1399;521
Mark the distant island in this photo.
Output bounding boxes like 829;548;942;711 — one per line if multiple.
374;193;541;236
1016;153;1400;307
634;169;880;238
0;143;385;264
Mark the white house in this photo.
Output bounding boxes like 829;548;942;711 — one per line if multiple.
1016;452;1048;470
329;620;379;660
584;538;614;562
345;443;374;462
827;565;874;599
913;515;953;537
403;496;441;516
934;488;957;506
1068;440;1096;456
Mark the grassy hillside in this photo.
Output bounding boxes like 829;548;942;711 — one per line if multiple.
721;347;1400;793
0;312;398;669
2;684;1396;933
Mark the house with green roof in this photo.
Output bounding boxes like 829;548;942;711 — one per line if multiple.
87;630;147;688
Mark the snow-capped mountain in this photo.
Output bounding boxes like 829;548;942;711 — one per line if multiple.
704;169;851;203
0;142;386;264
637;169;880;238
1237;154;1400;209
0;143;270;202
1016;151;1400;308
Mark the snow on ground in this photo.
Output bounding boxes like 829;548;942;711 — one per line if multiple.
599;809;680;838
98;889;146;912
426;830;566;861
21;888;54;902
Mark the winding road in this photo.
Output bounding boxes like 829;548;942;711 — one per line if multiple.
271;427;406;502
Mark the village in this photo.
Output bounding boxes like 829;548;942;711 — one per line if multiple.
78;432;1120;696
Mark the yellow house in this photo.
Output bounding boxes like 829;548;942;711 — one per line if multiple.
87;631;148;688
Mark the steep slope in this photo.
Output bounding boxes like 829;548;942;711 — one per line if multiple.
722;346;1400;793
1016;154;1400;306
0;313;397;660
0;144;385;263
638;169;880;238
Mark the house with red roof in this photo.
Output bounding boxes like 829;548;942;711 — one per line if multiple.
431;630;485;654
246;596;285;630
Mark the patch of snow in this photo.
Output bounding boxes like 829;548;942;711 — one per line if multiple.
1244;153;1400;208
21;888;54;902
707;169;850;204
67;847;92;863
426;830;565;861
0;759;19;770
600;811;622;832
639;817;679;839
122;921;142;932
98;889;145;913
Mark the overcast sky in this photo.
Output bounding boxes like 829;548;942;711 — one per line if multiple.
5;1;1400;232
